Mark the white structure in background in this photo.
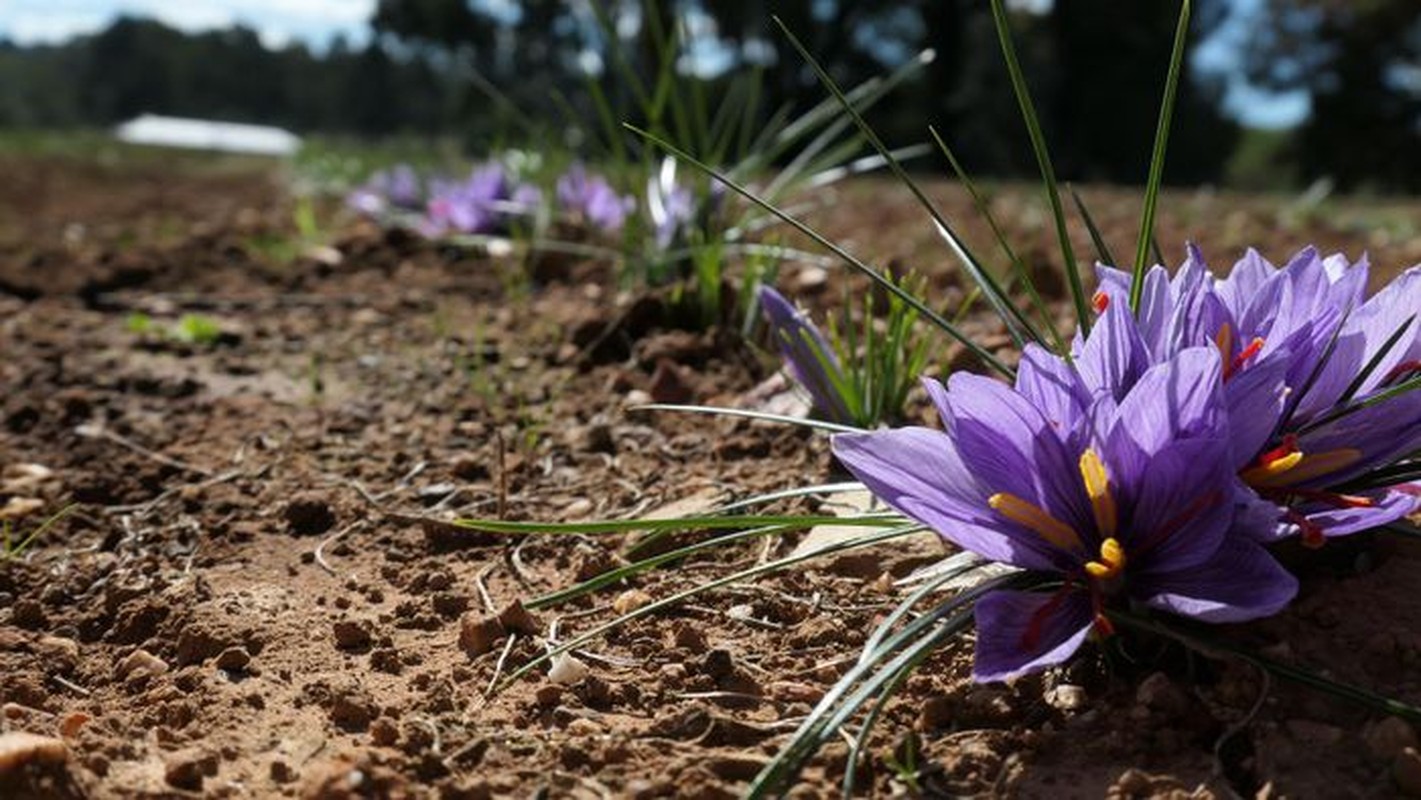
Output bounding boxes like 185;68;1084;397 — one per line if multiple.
114;114;301;157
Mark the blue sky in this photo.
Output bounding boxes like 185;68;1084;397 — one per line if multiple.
0;0;1309;128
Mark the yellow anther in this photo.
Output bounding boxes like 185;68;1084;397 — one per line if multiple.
1243;448;1361;489
1078;449;1117;537
988;492;1083;552
1239;450;1304;485
1084;537;1127;580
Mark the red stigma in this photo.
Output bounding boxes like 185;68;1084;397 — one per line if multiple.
1224;336;1265;380
1289;487;1376;509
1092;290;1110;314
1020;583;1075;652
1286;510;1327;549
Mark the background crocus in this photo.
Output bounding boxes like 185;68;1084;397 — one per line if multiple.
556;164;633;233
1093;246;1421;544
833;346;1297;681
758;285;854;425
424;163;541;236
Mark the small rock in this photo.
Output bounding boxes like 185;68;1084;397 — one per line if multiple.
1396;747;1421;797
0;731;67;774
117;649;169;680
458;614;505;657
612;589;653;616
329;693;375;732
332;620;373;651
1045;684;1088;712
58;712;90;738
215;646;251;672
794;266;829;292
548;654;589;685
284;494;336;536
369;718;399;748
164;749;217;791
534;684;563;707
648;359;693;404
1368;718;1421;762
34;636;79;669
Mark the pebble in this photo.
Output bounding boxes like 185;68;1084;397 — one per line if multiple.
1395;747;1421;797
164;749;217;791
1045;683;1088;712
117;648;169;679
332;620;373;651
548;654;589;685
611;589;653;616
215;646;251;672
0;731;67;774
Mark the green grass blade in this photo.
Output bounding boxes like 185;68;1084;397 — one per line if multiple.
626;124;1017;379
1131;0;1191;311
1070;184;1118;267
1337;314;1416;406
988;0;1089;332
931;126;1064;353
454;513;900;537
773;17;1038;351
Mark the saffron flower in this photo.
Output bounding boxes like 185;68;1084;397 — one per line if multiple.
556;165;633;233
758;285;854;425
832;345;1297;681
424;164;541;236
1093;246;1421;545
646;158;698;250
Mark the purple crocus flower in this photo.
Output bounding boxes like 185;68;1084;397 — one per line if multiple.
1092;246;1421;545
832;346;1298;681
424;164;541;236
758;285;854;425
556;164;633;233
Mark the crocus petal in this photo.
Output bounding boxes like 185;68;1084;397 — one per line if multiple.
1106;347;1227;475
1296;487;1421;538
1293;389;1421;487
758;286;852;424
1014;344;1088;440
1222;351;1291;469
832;428;1064;571
1137;537;1297;623
973;589;1095;682
1122;437;1235;570
1078;300;1149;403
945;373;1091;531
1215;248;1275;323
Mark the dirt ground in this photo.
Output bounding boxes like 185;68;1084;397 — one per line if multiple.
3;150;1421;799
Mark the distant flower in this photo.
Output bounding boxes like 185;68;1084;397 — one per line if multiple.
347;164;423;217
758;285;853;425
833;346;1297;681
1093;245;1421;546
556;164;634;233
646;157;698;250
424;164;541;236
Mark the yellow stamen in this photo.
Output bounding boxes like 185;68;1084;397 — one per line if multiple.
1084;537;1127;580
1238;450;1304;485
1244;448;1362;489
988;492;1082;552
1078;449;1117;537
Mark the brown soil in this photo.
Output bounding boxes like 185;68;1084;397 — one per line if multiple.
2;153;1420;799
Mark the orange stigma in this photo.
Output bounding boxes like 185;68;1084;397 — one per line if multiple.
1092;290;1110;314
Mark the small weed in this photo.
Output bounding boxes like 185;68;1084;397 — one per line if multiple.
1;505;74;562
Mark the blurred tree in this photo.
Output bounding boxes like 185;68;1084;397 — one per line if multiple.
1248;0;1421;191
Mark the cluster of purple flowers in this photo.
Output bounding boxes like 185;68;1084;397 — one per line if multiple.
800;246;1418;681
347;161;676;243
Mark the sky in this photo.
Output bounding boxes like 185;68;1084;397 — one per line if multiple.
0;0;1310;129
